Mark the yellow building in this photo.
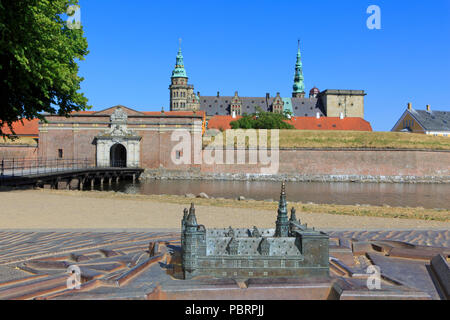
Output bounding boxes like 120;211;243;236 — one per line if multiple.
392;103;450;137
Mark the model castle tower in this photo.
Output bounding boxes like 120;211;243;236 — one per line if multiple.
275;181;289;237
181;182;329;280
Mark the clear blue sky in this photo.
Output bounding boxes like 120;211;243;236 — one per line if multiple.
77;0;450;131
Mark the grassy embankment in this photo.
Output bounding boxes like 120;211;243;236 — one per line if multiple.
203;130;450;150
52;190;450;222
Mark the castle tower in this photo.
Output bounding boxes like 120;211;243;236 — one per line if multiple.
292;40;306;98
170;40;190;111
275;181;290;237
182;203;199;279
181;207;188;247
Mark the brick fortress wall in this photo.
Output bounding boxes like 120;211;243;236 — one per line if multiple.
38;107;204;169
196;148;450;182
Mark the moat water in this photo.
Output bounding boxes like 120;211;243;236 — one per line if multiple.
92;180;450;210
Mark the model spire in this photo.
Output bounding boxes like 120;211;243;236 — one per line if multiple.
289;207;297;222
275;181;289;237
186;203;198;226
292;40;305;98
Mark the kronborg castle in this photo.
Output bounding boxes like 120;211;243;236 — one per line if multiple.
170;41;370;130
1;42;375;171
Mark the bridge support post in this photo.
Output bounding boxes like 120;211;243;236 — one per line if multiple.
108;177;112;186
90;178;94;190
132;174;136;183
100;178;104;190
116;176;120;183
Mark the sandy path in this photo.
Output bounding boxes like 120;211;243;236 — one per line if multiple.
0;190;449;230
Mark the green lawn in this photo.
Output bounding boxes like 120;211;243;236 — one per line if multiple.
204;130;450;150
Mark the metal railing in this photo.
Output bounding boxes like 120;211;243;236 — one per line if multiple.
0;158;94;178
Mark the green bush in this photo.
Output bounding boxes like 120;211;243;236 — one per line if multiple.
230;108;295;129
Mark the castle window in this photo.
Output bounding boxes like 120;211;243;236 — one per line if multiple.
58;149;63;159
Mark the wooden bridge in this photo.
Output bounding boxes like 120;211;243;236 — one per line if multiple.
0;158;144;190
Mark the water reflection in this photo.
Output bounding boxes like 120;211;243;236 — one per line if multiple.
94;180;450;209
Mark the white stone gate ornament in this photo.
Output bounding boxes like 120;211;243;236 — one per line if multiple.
96;107;141;167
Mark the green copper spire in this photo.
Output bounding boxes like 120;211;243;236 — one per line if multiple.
172;39;188;79
292;40;305;96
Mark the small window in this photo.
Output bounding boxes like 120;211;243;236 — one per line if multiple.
58;149;63;159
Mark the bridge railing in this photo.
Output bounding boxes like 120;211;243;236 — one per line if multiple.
0;158;94;178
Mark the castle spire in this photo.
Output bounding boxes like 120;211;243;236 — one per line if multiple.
275;181;289;237
186;203;198;226
292;40;305;98
289;207;297;222
172;38;187;79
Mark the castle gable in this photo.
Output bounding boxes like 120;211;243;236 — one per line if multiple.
93;105;145;116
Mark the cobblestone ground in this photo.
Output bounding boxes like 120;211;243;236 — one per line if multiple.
327;229;450;248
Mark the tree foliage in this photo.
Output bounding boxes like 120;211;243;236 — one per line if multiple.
0;0;89;135
230;107;295;129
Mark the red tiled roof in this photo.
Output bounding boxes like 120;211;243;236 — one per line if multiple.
1;119;39;137
207;115;242;130
207;115;372;131
141;110;205;117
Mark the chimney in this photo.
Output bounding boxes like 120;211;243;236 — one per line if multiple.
340;112;344;119
407;102;412;110
217;91;220;97
426;104;431;112
316;112;320;119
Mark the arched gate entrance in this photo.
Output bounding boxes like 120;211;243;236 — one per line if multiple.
110;143;127;167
